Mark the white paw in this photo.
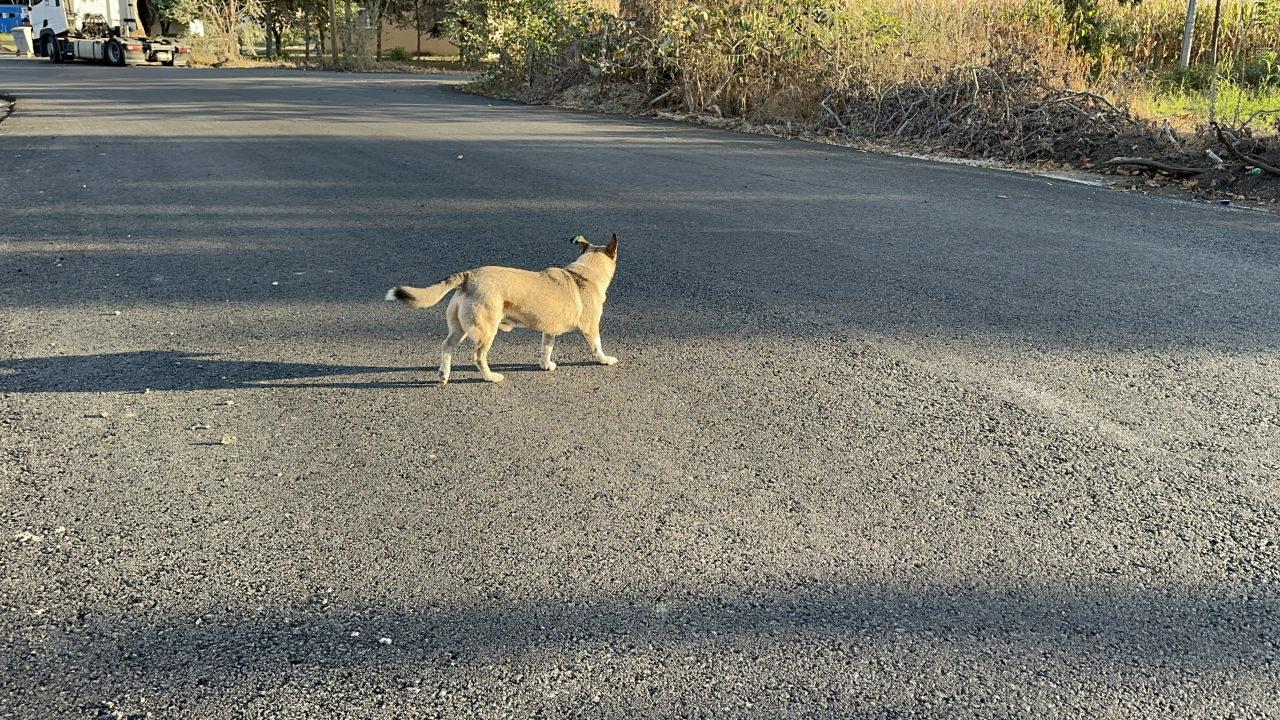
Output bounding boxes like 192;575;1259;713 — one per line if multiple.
598;355;618;366
541;360;557;371
485;372;505;383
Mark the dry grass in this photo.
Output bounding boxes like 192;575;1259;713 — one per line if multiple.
577;0;1280;128
455;0;1279;174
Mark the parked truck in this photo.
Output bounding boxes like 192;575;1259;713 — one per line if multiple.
30;0;189;66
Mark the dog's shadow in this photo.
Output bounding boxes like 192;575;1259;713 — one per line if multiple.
432;361;602;386
0;351;607;393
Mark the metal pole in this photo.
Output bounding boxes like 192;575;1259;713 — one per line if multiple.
1178;0;1198;70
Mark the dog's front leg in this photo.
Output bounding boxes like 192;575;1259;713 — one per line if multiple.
540;333;558;371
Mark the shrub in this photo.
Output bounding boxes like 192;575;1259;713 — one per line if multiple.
445;0;604;85
386;46;414;62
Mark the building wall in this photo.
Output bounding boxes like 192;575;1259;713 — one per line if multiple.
379;25;457;56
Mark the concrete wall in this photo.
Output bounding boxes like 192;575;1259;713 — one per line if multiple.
379;25;456;56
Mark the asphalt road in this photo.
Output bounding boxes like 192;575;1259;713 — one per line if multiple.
2;58;1279;719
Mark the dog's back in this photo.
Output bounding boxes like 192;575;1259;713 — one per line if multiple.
463;266;584;335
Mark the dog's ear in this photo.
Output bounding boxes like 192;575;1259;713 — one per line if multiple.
605;233;619;259
573;235;591;254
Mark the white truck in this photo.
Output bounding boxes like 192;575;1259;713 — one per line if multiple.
30;0;189;66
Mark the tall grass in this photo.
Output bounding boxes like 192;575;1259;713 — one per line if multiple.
451;0;1280;132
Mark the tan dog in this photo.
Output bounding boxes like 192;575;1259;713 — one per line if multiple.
385;234;620;384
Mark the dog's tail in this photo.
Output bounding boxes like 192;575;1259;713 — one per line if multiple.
385;272;469;309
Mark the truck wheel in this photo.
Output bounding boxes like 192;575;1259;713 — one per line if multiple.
44;35;63;63
105;41;125;66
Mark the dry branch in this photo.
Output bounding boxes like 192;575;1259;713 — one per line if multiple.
1098;157;1205;176
816;57;1152;164
1213;122;1280;176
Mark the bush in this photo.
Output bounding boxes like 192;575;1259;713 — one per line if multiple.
446;0;604;86
187;32;239;65
386;46;414;62
446;0;1277;143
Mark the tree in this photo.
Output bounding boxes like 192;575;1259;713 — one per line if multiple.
149;0;200;35
187;0;263;56
258;0;302;56
390;0;446;56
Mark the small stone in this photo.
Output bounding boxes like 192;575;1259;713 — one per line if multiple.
221;400;235;406
379;637;393;645
219;435;237;446
271;281;279;286
350;631;361;637
112;311;122;316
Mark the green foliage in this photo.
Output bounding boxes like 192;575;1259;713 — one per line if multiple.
150;0;201;31
1242;50;1280;89
1159;62;1221;93
386;45;414;61
445;0;602;84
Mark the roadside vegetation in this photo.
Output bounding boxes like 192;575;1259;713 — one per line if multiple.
444;0;1280;200
161;0;457;68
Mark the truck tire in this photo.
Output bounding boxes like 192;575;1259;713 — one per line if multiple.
43;34;63;63
105;41;125;66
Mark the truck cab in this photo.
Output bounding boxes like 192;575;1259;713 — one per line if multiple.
30;0;189;66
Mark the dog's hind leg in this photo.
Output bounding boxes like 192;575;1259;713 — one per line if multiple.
473;328;503;383
540;333;557;371
439;298;466;385
467;307;504;383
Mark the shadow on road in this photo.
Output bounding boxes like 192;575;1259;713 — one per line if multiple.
0;351;607;392
3;69;1279;355
13;583;1278;712
3;130;1278;354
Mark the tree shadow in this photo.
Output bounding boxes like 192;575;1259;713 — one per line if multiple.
9;583;1278;715
3;63;1280;353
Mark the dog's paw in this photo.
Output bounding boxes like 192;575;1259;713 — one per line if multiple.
485;372;505;383
541;360;557;371
598;355;619;366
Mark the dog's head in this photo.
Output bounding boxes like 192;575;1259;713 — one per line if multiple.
572;234;619;262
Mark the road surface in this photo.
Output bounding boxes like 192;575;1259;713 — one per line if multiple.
1;58;1278;719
